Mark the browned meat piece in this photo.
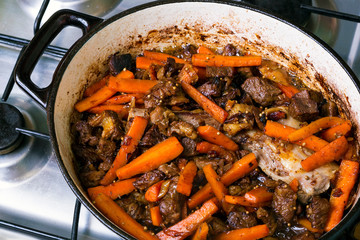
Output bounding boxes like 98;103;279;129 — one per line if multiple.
272;183;297;222
215;87;241;108
117;197;144;221
175;110;221;130
133;170;165;191
72;144;100;166
157;57;184;80
168;121;197;140
257;173;279;189
306;196;330;229
288;90;320;122
228;177;254;196
140;124;167;147
158;162;180;178
222;44;237;56
108;53;133;76
88;110;123;141
74;120;99;146
241;77;282;106
149;106;177;135
321;100;338;117
205;67;235;78
79;169;105;188
180;137;198;157
95;138;116;163
159;177;182;225
256;207;278;235
208;217;229;235
194;156;224;176
197;78;223;97
227;206;257;229
178;63;198;85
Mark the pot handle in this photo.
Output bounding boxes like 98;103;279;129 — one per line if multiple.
14;9;103;109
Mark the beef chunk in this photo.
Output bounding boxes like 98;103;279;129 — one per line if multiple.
117;197;144;221
158;163;180;178
180;137;198;157
288;90;320;122
88;110;123;141
227;207;257;229
178;63;198;85
175;111;221;130
74;120;99;146
109;53;133;76
159;177;182;225
306;196;330;229
133;170;165;191
197;78;223;97
157;58;184;80
222;44;237;56
72;144;100;166
208;218;229;235
256;207;277;235
241;77;282;106
272;183;297;222
168;121;197;139
205;67;235;78
215;87;241;108
79;169;105;188
96;138;116;162
140;124;167;147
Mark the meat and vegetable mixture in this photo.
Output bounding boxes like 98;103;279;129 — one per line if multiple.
72;43;359;240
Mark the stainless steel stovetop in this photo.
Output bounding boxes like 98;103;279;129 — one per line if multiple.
0;0;360;239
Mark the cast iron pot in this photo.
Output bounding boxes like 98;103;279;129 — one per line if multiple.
14;1;360;239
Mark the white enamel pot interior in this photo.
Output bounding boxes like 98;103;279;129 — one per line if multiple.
47;1;360;239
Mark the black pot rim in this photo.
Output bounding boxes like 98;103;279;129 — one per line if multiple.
47;1;360;239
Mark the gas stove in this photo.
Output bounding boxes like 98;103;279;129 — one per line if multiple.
0;0;360;239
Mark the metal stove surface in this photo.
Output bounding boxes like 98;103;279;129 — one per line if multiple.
0;0;360;240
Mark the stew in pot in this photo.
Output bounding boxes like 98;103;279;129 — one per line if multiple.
71;44;359;240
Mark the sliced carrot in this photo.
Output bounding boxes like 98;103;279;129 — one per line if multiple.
264;120;329;152
203;164;228;202
93;193;158;240
192;54;261;67
325;160;359;232
320;120;352;142
197;125;238;151
150;206;163;226
144;50;187;64
83;75;109;97
298;218;323;233
75;86;116;112
181;81;228;123
244;187;273;203
103;93;145;105
301;136;349;171
196;141;230;157
145;180;165;202
87;104;129;116
116;136;184;180
191;222;209;240
176;161;197;196
178;63;199;84
87;178;136;200
156;199;219;240
289;178;299;192
100;116;148;185
108;77;159;94
197;46;215;55
287;117;345;142
276;83;300;98
213;224;269;240
224;195;270;207
188;153;257;209
136;56;165;69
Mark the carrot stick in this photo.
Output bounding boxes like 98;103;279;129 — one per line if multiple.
276;83;300;98
75;86;117;112
178;63;199;84
325;160;359;232
191;222;209;240
197;46;215;55
156;199;219;240
191;54;261;67
100;116;148;185
320;120;352;142
301;136;349;172
136;56;165;69
103;93;145;105
224;195;270;207
180;81;228;123
244;187;273;203
176;161;197;196
203;164;228;202
289;178;299;192
116;136;184;180
145;180;165;202
87;178;137;200
150;206;163;226
197;125;238;151
87;104;129;116
287;117;345;142
264;120;329;152
298;218;323;233
83;75;109;97
108;77;159;94
187;153;258;209
144;50;187;64
196;141;229;156
213;224;269;240
93;193;158;240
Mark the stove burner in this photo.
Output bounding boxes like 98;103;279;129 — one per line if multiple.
0;103;25;155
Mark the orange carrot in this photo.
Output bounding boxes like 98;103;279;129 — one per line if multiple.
203;164;228;202
325;160;359;232
320;120;352;142
100;116;148;185
87;178;136;200
264;120;329;152
180;81;228;123
244;187;273;203
213;224;269;240
192;222;209;240
301;136;349;171
298;218;323;233
177;161;197;196
93;193;158;240
288;117;345;142
150;206;163;226
289;178;299;192
75;86;117;112
196;141;229;156
108;77;159;94
157;199;219;240
136;56;165;69
178;63;199;84
197;125;238;151
145;180;165;202
116;137;184;180
188;153;257;209
197;46;215;55
144;50;187;64
87;104;129;116
192;54;261;67
83;75;109;97
276;83;300;98
224;195;270;207
103;93;145;105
